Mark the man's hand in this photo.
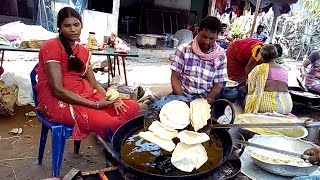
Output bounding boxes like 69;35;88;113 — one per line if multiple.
303;147;320;165
205;97;214;105
206;82;223;102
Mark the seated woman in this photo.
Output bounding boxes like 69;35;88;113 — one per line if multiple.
245;44;292;114
35;7;139;141
300;49;320;92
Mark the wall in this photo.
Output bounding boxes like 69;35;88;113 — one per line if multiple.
52;0;120;44
120;0;153;8
154;0;191;10
190;0;205;24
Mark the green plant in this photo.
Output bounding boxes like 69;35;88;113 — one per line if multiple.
304;0;320;18
231;30;244;40
230;24;244;40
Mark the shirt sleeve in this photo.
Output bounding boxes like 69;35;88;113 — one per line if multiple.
252;33;258;39
308;51;320;63
170;44;185;73
214;54;228;83
251;44;261;61
39;40;63;64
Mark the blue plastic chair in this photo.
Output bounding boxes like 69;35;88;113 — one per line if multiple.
30;64;81;177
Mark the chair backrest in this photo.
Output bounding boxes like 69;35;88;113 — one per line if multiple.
30;64;73;129
30;64;39;107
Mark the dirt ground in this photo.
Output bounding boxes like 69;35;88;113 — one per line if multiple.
0;105;113;180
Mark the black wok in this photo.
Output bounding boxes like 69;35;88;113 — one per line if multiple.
289;86;320;106
104;114;233;179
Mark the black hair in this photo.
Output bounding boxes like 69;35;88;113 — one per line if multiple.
273;44;283;57
257;25;264;30
221;23;228;28
260;44;278;62
199;16;221;33
57;7;84;72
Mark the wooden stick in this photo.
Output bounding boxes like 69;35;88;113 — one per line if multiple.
249;0;261;37
81;166;119;176
208;0;217;16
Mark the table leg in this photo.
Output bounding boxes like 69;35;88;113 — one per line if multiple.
113;57;116;76
122;57;128;86
107;55;112;86
0;50;4;66
108;56;114;77
116;56;120;75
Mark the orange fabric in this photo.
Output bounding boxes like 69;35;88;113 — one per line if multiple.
36;38;139;140
226;38;263;85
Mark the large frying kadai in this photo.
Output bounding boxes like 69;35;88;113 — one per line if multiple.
104;107;234;179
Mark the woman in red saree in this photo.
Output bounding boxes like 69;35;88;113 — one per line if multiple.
226;38;264;87
36;7;139;141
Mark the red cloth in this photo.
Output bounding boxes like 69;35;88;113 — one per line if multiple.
36;38;139;140
226;38;263;85
216;0;228;15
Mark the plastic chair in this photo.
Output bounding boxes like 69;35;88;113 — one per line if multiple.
30;64;81;177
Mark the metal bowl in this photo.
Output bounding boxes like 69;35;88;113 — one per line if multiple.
235;113;308;139
244;135;318;177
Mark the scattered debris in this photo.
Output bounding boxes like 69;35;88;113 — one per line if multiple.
0;163;17;180
11;136;21;149
25;111;36;117
8;128;23;135
0;135;32;148
0;156;37;162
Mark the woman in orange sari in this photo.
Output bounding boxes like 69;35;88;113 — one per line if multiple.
36;7;139;141
226;38;264;87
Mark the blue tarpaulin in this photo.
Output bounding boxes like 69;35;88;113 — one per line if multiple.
37;0;88;32
71;0;87;14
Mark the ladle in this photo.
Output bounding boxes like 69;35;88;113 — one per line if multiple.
0;50;4;76
211;120;320;129
234;139;309;160
297;77;308;92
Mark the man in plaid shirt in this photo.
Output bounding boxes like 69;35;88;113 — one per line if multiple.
171;16;228;103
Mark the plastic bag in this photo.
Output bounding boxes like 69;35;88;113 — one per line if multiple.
2;72;33;106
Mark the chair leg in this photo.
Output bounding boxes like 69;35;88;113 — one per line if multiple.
51;126;64;177
74;140;81;154
38;125;49;164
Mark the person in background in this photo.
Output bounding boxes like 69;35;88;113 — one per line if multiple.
304;147;320;165
226;38;264;87
245;44;292;114
252;25;269;42
170;16;228;104
300;49;320;92
216;23;233;49
35;7;139;141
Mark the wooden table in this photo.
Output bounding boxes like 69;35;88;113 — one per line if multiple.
92;48;139;86
0;45;139;86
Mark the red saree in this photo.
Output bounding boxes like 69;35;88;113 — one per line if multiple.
226;38;263;85
36;38;139;140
